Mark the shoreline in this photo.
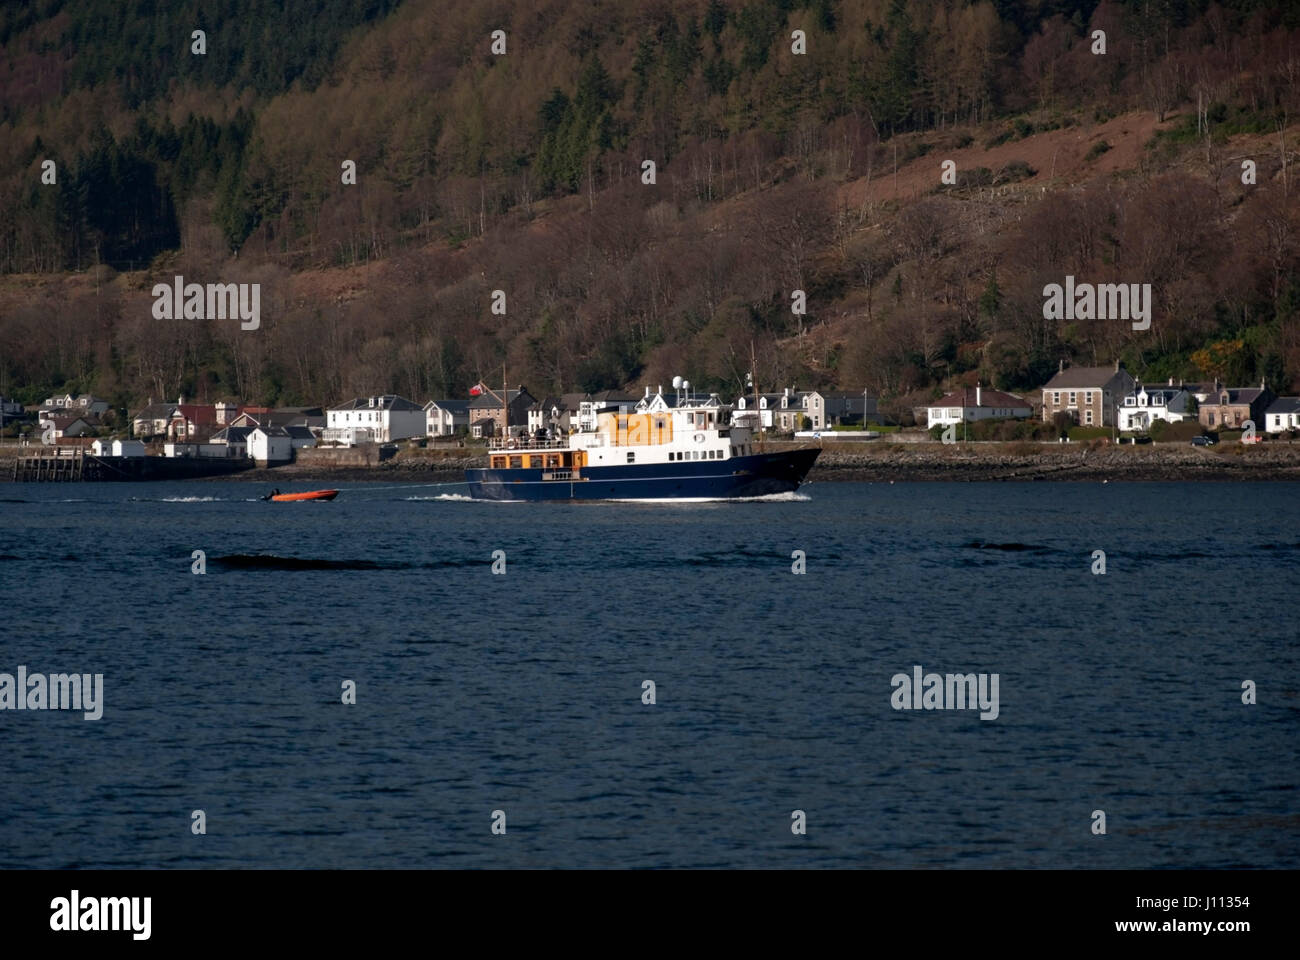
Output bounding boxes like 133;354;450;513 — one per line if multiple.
5;441;1300;483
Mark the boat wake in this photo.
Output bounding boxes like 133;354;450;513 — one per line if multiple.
608;491;812;504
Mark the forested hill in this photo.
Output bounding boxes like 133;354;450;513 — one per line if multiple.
1;0;1298;418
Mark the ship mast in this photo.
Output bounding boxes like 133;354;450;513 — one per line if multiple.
750;339;764;451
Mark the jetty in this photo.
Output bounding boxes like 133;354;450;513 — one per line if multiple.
11;447;254;482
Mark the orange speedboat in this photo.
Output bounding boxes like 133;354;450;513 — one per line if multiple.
267;489;339;502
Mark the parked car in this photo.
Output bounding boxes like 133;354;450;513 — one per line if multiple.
1190;435;1216;446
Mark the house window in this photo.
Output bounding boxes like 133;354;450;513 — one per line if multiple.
1208;413;1216;425
1053;391;1060;405
1069;392;1077;405
1085;409;1094;425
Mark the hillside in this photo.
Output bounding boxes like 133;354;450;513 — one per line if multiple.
0;0;1297;418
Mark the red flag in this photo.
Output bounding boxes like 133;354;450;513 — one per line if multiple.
469;383;483;396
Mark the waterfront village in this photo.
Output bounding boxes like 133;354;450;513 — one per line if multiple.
3;359;1299;467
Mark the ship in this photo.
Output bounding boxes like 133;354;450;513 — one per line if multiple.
465;387;819;501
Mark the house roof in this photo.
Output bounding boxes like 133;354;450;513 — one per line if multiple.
1043;365;1128;389
426;399;470;414
172;404;217;423
816;390;871;399
931;387;1028;409
283;425;315;439
1266;397;1300;415
469;387;533;409
1208;386;1268;405
45;415;89;429
251;426;290;437
587;390;636;404
231;411;317;428
210;426;253;442
330;395;423;412
1134;384;1185;398
133;403;176;421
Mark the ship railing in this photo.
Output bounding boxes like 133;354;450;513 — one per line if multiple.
487;437;571;451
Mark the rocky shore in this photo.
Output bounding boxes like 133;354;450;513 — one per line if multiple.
795;440;1300;481
6;440;1300;484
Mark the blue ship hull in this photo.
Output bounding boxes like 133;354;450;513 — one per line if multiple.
466;447;820;501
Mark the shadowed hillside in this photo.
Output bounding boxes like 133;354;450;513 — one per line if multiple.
0;0;1297;417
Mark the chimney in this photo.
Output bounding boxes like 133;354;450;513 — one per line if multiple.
1114;359;1120;372
976;382;982;406
1059;359;1065;373
178;395;184;405
1168;377;1173;386
644;385;650;398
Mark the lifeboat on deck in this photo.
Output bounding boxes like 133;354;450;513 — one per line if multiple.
269;489;339;502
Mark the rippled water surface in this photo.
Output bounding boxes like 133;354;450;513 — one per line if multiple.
1;480;1297;868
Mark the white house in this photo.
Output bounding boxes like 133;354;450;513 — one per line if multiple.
208;426;252;458
325;395;424;445
807;390;878;428
248;426;292;464
42;394;109;418
733;391;804;430
113;439;146;457
1264;397;1300;434
163;441;227;458
40;414;92;439
527;395;585;435
926;383;1031;427
425;399;470;437
577;391;637;431
39;393;75;411
1118;381;1194;432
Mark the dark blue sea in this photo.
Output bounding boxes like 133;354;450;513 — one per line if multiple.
1;480;1297;869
